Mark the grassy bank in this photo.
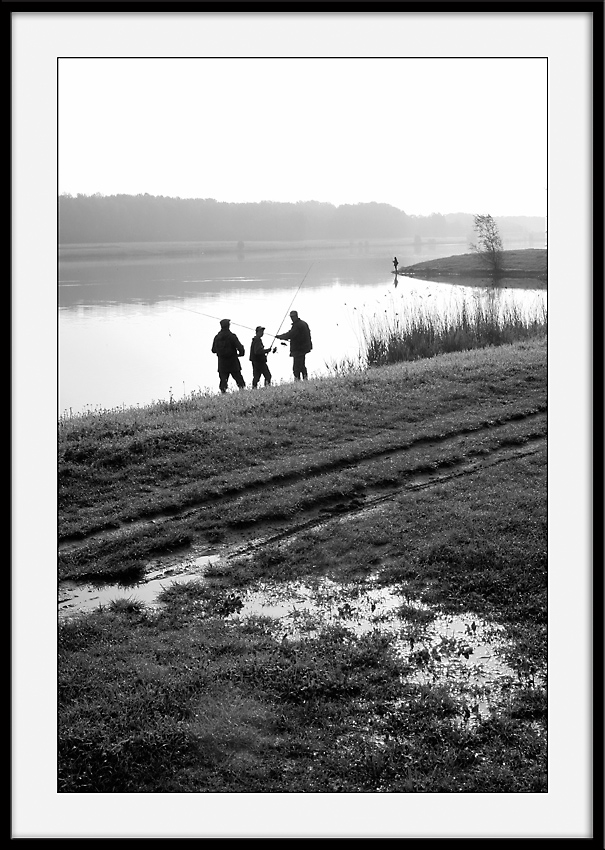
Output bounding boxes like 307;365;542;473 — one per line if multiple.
400;248;547;282
59;339;546;581
59;338;547;793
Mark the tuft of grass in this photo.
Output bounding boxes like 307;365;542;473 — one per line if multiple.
107;596;146;615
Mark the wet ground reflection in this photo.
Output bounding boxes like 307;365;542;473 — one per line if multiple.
59;560;544;727
227;577;543;723
58;554;220;619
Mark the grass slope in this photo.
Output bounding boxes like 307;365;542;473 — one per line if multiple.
59;339;546;581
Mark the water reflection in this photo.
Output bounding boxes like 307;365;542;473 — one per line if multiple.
58;554;220;619
226;576;542;723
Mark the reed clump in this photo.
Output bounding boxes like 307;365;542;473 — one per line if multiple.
362;294;547;367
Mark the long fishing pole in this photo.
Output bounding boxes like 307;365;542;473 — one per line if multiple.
269;262;314;348
171;304;279;337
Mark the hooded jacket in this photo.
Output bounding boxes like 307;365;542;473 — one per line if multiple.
212;328;245;361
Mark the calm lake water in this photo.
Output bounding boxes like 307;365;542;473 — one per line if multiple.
58;241;546;416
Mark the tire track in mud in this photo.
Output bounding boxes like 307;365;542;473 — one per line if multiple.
59;407;546;558
217;433;546;564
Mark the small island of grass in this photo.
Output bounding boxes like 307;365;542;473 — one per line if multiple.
399;248;547;287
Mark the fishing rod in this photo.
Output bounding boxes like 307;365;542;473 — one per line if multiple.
269;262;314;348
173;260;314;351
171;304;279;337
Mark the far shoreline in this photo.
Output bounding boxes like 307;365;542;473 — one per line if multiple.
398;248;547;288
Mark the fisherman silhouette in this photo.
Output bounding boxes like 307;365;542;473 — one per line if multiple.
393;256;398;271
211;318;246;393
249;326;272;388
276;310;312;380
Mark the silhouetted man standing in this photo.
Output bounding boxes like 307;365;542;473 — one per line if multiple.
276;310;312;380
211;319;246;393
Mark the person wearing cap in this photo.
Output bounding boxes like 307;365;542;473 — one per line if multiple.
211;319;246;394
276;310;312;380
249;326;272;388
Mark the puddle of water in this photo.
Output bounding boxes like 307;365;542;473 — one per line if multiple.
227;577;543;724
58;553;219;619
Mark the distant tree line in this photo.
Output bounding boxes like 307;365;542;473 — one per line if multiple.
58;194;546;245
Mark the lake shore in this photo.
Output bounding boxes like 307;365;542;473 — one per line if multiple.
398;248;547;287
59;245;547;415
59;336;547;792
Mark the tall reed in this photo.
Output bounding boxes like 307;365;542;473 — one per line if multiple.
361;292;547;368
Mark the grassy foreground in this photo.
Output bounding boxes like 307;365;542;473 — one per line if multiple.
59;338;547;793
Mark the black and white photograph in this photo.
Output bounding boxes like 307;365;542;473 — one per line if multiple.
12;7;598;840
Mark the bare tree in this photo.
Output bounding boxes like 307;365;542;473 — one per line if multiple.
470;214;504;276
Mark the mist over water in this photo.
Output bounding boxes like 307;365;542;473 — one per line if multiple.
59;242;546;416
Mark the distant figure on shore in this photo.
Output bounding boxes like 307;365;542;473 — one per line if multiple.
211;318;246;394
393;256;399;272
276;311;312;381
249;326;273;388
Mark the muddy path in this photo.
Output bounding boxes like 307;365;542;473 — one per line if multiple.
59;411;548;718
59;408;546;601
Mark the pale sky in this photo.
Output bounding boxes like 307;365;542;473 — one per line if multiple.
58;57;547;218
